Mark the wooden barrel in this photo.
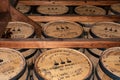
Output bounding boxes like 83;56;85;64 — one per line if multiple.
4;21;35;38
33;48;94;80
37;5;69;15
109;3;120;15
3;21;39;67
90;22;120;38
16;3;31;14
0;48;28;80
42;21;84;38
75;5;106;16
41;21;84;53
95;47;120;80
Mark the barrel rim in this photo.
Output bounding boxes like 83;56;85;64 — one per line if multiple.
90;22;120;38
7;21;35;38
95;63;103;80
11;63;28;80
87;48;100;58
110;3;120;15
100;47;120;79
74;5;106;15
16;3;31;14
25;49;38;60
0;48;26;80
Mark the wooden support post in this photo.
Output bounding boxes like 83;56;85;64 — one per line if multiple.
0;0;11;37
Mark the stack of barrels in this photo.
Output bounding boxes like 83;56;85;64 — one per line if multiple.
74;5;107;39
0;3;120;80
15;3;120;15
2;21;41;80
40;20;84;52
2;21;40;67
0;47;119;80
86;22;120;67
95;47;120;80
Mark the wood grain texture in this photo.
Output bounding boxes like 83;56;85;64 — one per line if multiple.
28;15;120;22
19;0;120;6
0;38;119;48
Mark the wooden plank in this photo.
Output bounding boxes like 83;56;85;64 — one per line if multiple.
0;38;119;48
28;15;120;22
19;0;120;6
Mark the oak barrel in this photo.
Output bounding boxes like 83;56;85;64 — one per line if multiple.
33;48;94;80
3;21;39;66
75;5;106;33
37;5;69;15
16;4;31;14
95;47;120;80
42;21;84;38
0;48;29;80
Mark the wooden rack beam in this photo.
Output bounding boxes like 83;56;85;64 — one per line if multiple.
28;15;120;22
0;0;11;37
0;38;119;48
19;0;120;6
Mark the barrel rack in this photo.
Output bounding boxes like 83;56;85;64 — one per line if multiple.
0;0;120;49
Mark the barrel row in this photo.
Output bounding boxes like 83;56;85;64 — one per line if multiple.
38;20;120;80
1;19;120;80
2;21;120;63
39;20;120;66
16;3;120;15
0;47;119;80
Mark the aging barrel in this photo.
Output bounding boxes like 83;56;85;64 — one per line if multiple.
16;4;31;14
0;48;28;80
37;5;69;15
95;47;120;80
41;21;84;52
33;48;94;80
3;21;40;67
42;21;84;38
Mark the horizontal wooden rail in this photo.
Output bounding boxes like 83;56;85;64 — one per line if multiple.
19;0;120;6
0;38;119;48
28;15;120;22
